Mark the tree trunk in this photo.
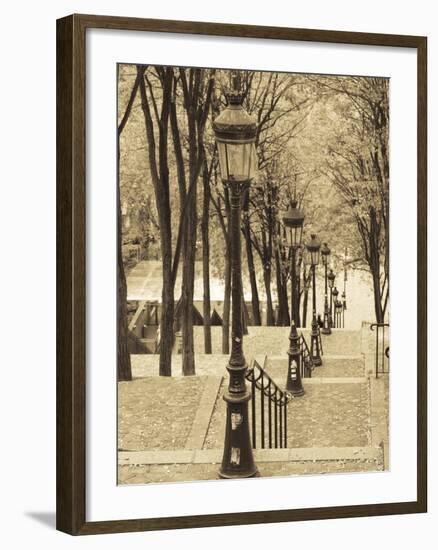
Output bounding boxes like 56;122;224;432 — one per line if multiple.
275;249;290;326
302;288;309;328
138;66;174;376
222;254;231;354
116;71;140;382
157;171;174;376
242;191;261;325
368;206;385;323
296;260;302;327
370;263;384;323
242;294;249;335
160;251;174;376
176;68;214;375
245;236;261;325
201;164;212;353
263;266;275;326
181;187;197;375
117;159;132;381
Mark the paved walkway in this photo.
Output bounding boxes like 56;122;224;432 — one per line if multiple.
118;376;208;451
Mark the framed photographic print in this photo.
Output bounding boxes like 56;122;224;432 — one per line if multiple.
56;14;427;535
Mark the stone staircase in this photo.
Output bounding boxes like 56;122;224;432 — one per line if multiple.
199;327;386;477
121;326;388;484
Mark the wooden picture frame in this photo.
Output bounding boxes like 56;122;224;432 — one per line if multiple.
56;13;427;535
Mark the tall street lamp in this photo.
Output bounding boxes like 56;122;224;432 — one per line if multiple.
302;268;312;328
305;234;322;366
282;200;305;326
320;242;331;335
213;76;258;479
335;298;343;328
327;269;335;328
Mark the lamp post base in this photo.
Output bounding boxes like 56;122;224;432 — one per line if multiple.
287;385;305;397
286;322;305;396
322;295;331;335
218;468;259;479
311;316;323;367
219;388;258;479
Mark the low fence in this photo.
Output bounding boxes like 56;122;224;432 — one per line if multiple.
246;356;291;449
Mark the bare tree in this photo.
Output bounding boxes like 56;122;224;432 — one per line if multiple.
170;68;215;374
116;68;144;381
138;65;175;376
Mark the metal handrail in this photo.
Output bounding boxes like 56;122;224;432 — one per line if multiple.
299;333;314;378
370;323;390;378
246;357;291;449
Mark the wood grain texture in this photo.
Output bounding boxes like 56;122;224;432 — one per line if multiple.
416;36;427;514
56;13;427;535
56;14;86;535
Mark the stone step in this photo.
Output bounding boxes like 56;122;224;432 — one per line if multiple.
193;326;362;356
119;445;384;484
119;446;382;465
265;355;365;379
131;353;365;379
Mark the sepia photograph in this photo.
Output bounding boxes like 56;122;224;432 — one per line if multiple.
116;64;390;485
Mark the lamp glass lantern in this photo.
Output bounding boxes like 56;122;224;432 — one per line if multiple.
305;233;321;266
320;242;331;265
328;269;336;289
213;88;257;184
282;200;305;248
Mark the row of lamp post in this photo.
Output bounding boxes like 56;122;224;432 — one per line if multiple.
282;200;330;368
212;73;347;479
328;269;347;329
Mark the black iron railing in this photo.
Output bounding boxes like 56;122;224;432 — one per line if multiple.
299;333;314;378
246;357;291;449
370;323;390;378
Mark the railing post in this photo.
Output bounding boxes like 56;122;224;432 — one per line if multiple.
279;398;283;448
376;325;379;378
268;382;272;449
286;321;305;396
284;397;288;448
251;371;256;449
260;375;265;449
371;323;390;378
274;393;278;448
